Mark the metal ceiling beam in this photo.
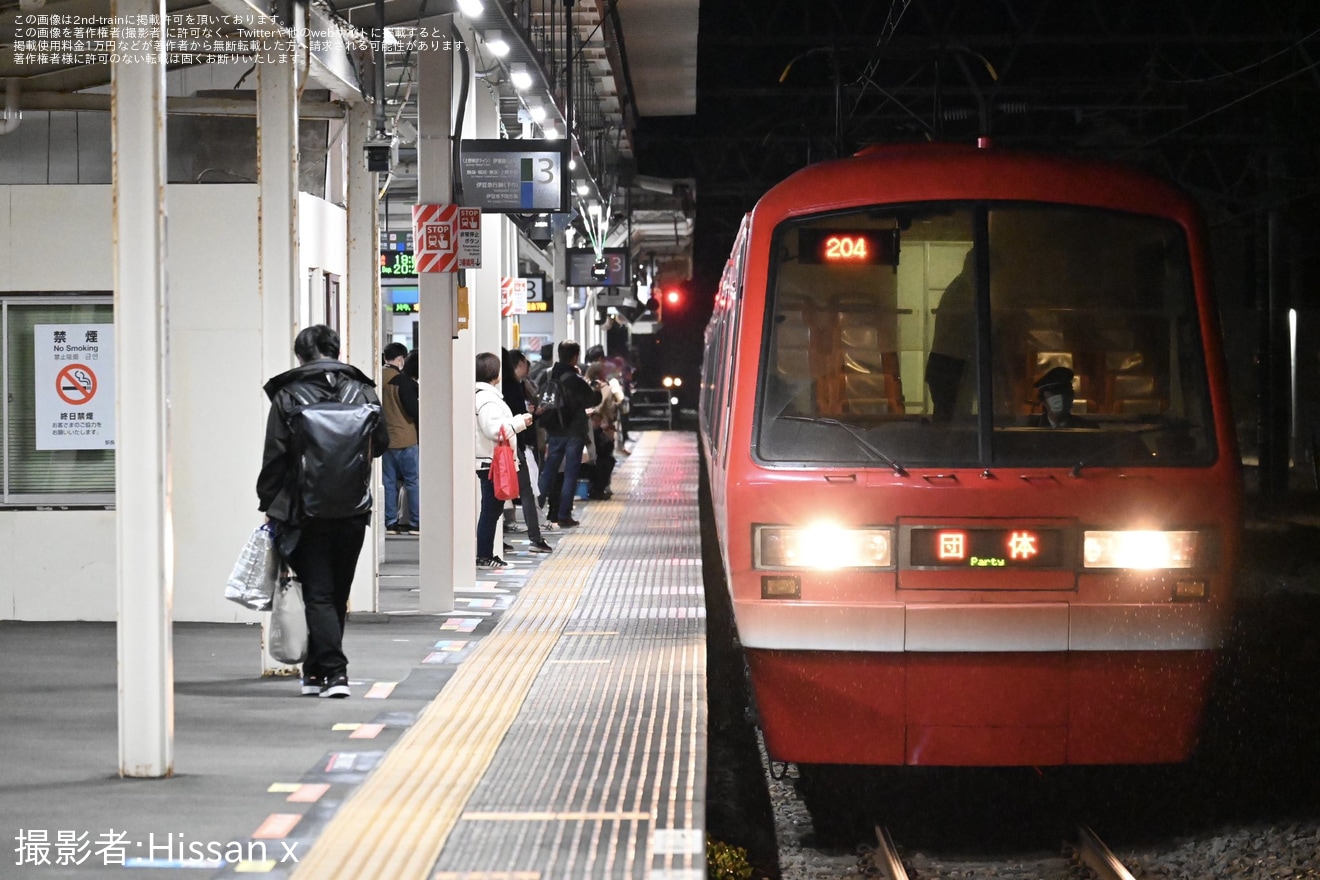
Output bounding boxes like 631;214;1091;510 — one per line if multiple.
207;0;366;102
17;91;345;117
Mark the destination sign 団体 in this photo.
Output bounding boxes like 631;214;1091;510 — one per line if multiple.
908;527;1066;568
459;140;568;213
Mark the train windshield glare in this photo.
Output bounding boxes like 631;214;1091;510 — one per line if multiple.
757;202;1217;468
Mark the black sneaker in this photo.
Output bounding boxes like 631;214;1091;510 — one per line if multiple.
300;674;324;696
320;674;350;699
529;540;553;554
503;541;514;552
476;556;507;569
556;517;580;528
385;522;402;534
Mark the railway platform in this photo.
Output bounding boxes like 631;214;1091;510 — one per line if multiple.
0;432;706;880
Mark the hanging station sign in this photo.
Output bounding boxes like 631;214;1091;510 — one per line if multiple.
459;140;569;213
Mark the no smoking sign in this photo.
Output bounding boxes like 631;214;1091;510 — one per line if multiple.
34;324;116;451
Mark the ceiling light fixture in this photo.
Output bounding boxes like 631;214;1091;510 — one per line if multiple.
576;182;590;196
529;103;546;123
456;0;484;18
510;63;532;90
543;124;559;139
484;30;509;57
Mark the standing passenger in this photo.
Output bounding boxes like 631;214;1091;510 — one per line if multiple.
256;325;390;698
502;349;552;553
537;340;595;528
380;342;420;533
475;352;533;569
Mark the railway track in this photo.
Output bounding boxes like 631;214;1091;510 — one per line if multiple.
870;823;1138;880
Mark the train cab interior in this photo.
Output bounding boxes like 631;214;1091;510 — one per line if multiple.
757;203;1218;469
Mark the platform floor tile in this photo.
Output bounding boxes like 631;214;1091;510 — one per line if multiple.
288;433;705;880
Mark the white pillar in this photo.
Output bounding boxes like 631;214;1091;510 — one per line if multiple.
345;100;380;613
418;14;457;613
257;10;301;670
465;77;503;567
112;0;173;778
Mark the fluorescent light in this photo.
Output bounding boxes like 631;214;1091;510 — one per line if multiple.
510;64;532;90
529;104;546;123
484;30;509;57
457;0;484;17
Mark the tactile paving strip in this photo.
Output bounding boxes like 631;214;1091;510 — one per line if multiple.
433;432;706;879
289;433;705;880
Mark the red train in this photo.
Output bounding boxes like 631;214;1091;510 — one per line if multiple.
699;142;1242;769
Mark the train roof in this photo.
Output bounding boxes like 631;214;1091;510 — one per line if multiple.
752;141;1198;225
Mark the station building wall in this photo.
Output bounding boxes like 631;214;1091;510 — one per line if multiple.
0;183;348;621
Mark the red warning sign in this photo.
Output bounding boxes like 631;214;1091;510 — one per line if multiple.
412;204;482;273
56;364;97;406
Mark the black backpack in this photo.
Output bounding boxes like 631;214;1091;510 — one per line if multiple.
286;385;381;519
537;376;568;431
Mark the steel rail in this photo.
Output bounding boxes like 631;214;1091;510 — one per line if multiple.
872;826;910;880
1077;824;1138;880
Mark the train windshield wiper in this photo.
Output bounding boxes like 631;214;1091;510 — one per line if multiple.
778;415;908;476
1069;420;1196;477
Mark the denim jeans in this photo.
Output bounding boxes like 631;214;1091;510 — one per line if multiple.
476;469;502;558
382;444;420;526
539;433;584;521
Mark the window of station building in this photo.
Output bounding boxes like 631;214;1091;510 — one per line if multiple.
1;296;115;506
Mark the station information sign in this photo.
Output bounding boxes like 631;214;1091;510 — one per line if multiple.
380;250;417;277
566;248;630;287
460;140;569;213
523;275;552;312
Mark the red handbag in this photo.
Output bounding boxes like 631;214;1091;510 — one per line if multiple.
491;428;519;501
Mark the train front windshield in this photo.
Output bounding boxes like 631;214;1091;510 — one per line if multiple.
756;203;1217;469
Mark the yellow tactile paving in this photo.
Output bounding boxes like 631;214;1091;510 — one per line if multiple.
288;454;639;880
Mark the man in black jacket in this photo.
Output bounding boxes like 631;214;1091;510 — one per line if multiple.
537;340;594;527
257;325;390;698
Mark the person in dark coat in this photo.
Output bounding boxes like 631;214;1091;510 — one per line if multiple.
501;349;552;553
537;340;595;527
256;325;390;699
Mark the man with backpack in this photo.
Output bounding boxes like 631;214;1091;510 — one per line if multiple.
536;340;595;528
256;325;390;699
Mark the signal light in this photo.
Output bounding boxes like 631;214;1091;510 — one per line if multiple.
665;288;681;306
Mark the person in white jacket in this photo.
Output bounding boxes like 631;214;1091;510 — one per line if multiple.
475;352;533;568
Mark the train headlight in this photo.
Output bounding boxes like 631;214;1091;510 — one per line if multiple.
1082;530;1200;570
754;524;893;570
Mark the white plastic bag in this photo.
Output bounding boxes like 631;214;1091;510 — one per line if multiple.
225;524;280;611
269;576;308;664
